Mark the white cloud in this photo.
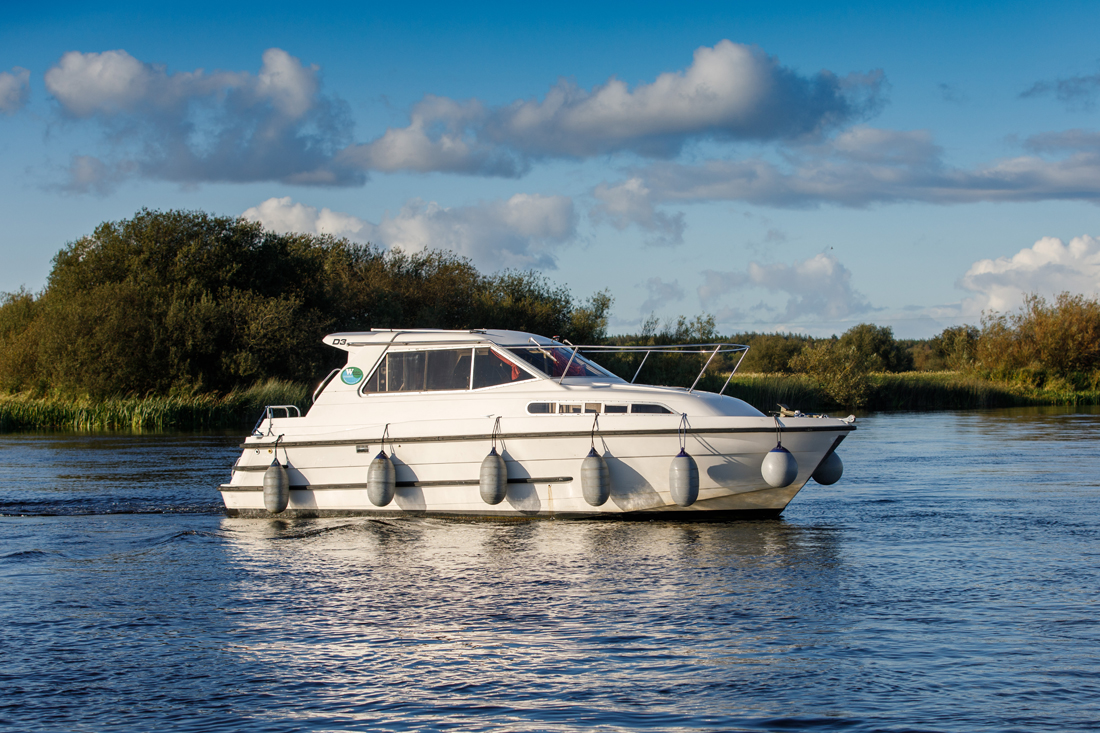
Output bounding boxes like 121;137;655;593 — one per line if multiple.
42;42;1100;221
605;126;1100;211
45;47;318;120
846;235;1100;336
241;193;577;271
338;96;526;177
43;49;276;119
700;252;872;323
241;197;370;241
959;235;1100;314
830;126;939;165
482;41;884;157
255;48;319;119
47;50;172;117
591;177;684;246
0;67;30;115
44;48;357;190
57;155;136;195
639;277;686;313
698;269;749;306
1024;129;1100;153
350;40;884;174
374;194;576;270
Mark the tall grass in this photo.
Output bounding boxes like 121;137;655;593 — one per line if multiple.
4;371;1098;433
717;374;832;414
867;372;1037;410
721;371;1100;413
0;379;308;432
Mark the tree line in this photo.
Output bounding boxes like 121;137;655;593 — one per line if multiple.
0;209;609;396
2;208;1098;405
596;294;1100;407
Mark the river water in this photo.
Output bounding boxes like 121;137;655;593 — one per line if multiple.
1;409;1098;731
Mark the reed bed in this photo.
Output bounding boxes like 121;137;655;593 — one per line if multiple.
867;372;1100;410
3;372;1098;433
865;372;1025;411
720;371;1100;413
0;380;308;432
715;374;831;414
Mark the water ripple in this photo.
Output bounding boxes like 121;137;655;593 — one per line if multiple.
2;410;1100;731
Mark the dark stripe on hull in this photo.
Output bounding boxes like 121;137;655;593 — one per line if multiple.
223;507;785;521
243;424;854;450
221;476;574;490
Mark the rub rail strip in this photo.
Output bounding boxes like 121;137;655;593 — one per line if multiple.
221;476;575;491
240;423;855;450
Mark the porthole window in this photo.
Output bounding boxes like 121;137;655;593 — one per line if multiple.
527;402;553;414
631;403;672;414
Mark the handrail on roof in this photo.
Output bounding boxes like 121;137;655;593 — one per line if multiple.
506;341;750;394
369;328;486;333
558;342;749;353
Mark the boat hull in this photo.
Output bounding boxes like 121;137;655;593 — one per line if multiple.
220;419;852;519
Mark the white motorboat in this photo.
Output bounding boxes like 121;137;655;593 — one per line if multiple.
219;329;854;519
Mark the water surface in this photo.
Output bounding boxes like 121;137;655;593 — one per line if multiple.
2;409;1098;731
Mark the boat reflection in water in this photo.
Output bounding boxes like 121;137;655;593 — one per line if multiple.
220;329;854;519
214;515;845;726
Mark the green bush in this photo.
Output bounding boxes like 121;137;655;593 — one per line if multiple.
789;340;875;409
976;293;1100;385
837;323;912;372
738;333;812;373
918;325;979;371
0;288;42;393
783;323;910;408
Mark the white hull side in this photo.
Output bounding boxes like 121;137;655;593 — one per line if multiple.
220;419;850;518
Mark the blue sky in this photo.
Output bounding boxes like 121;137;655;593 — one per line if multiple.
3;1;1100;338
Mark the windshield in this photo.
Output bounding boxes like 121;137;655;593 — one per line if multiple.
506;345;614;379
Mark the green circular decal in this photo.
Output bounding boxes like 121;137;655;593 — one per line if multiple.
340;366;364;385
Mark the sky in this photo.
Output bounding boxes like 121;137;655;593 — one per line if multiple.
2;0;1100;338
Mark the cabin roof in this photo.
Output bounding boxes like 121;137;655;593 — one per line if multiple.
323;329;556;351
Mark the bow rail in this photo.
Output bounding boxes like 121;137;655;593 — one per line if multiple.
506;341;750;395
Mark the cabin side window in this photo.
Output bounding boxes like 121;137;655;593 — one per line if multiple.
362;349;472;393
387;351;426;391
362;364;380;392
632;403;672;414
426;349;471;391
473;348;534;389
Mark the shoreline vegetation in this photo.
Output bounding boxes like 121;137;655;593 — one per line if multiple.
3;208;1100;432
0;380;308;432
3;373;1096;433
